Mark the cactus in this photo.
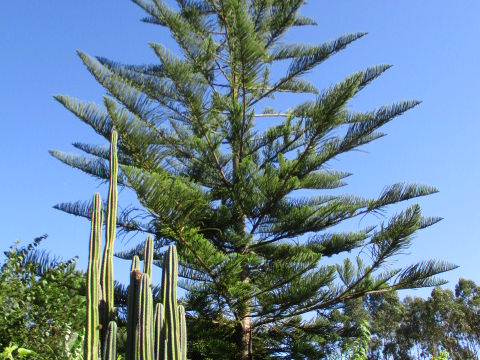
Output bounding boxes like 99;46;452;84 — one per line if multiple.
136;274;155;359
126;243;187;360
85;193;102;360
178;305;187;360
126;256;141;359
84;130;118;360
143;236;154;281
100;130;118;342
154;303;165;360
162;246;180;360
84;129;187;360
103;321;117;360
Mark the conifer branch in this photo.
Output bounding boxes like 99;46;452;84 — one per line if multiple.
250;73;362;234
253;113;289;117
264;1;304;49
172;225;238;320
250;32;367;106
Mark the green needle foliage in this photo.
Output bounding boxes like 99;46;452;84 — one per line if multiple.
52;1;456;358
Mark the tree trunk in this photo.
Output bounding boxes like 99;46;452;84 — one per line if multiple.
236;312;252;360
237;259;252;360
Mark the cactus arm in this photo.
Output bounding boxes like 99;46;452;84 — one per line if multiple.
100;130;118;329
178;305;187;360
160;252;168;311
137;274;154;359
154;303;165;360
143;236;154;281
126;256;141;360
84;193;102;360
132;255;140;273
164;245;180;360
103;321;117;360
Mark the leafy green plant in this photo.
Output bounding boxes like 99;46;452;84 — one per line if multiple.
0;343;36;360
330;321;370;360
0;236;85;359
348;321;370;360
433;351;450;360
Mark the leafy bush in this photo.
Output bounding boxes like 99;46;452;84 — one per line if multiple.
0;235;85;358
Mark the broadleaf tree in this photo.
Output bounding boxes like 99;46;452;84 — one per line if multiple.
51;1;456;359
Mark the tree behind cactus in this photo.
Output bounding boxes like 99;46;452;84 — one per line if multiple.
52;1;456;358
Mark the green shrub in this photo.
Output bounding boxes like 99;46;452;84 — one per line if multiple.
0;236;85;359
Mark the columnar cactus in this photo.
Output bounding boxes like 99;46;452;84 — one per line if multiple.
126;242;187;360
161;246;181;360
84;130;118;360
84;130;187;360
136;274;155;358
85;193;102;360
126;256;141;359
103;321;118;360
178;305;187;360
154;303;165;360
100;130;118;336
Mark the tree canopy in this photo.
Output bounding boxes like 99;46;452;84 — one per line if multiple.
326;279;480;359
51;1;456;358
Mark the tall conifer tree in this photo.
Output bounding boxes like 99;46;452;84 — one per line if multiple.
51;1;455;358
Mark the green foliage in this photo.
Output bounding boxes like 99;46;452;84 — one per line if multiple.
433;351;450;360
322;278;480;359
0;236;86;359
53;0;455;358
345;321;370;360
329;321;370;360
0;344;36;360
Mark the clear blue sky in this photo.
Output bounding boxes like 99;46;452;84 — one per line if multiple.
1;1;479;297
